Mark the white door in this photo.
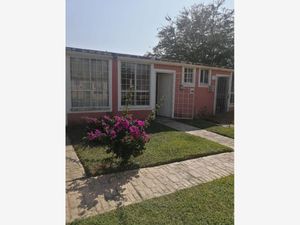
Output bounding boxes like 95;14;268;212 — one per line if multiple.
156;73;173;117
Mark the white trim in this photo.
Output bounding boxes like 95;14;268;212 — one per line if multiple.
150;64;156;110
198;68;211;87
213;74;231;115
108;59;113;111
117;60;154;111
181;66;196;87
68;109;112;114
154;69;176;118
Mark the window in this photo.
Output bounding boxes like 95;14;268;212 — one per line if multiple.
183;68;194;84
200;69;210;85
70;57;109;111
121;62;150;106
230;73;234;104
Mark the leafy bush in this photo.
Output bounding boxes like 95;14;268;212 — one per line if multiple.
84;115;150;162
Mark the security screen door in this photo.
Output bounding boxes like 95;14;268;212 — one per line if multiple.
215;77;230;114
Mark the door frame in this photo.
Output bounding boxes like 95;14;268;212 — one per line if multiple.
154;69;176;118
213;74;232;115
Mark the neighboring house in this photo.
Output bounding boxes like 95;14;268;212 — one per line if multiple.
66;47;234;125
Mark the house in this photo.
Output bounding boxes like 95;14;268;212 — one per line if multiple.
66;47;234;125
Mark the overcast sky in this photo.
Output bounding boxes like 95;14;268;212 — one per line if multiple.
66;0;234;55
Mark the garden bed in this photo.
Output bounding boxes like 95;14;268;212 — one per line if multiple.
69;175;234;225
67;121;232;176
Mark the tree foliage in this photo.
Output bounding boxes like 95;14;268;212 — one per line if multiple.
148;0;234;68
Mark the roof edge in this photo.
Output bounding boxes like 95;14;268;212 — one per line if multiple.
66;47;233;71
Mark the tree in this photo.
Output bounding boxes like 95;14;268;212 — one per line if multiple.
148;0;234;68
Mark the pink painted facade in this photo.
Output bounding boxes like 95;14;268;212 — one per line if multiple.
66;48;234;125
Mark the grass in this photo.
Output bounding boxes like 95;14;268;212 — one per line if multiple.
177;119;234;139
206;126;234;139
67;121;232;176
69;175;234;225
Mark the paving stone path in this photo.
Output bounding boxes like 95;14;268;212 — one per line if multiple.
66;152;234;223
66;145;86;182
156;117;234;149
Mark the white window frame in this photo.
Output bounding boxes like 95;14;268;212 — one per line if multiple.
66;53;112;113
118;59;155;111
199;68;211;87
181;67;195;87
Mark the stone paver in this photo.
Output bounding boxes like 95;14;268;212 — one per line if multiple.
66;152;234;223
66;145;86;182
156;117;234;149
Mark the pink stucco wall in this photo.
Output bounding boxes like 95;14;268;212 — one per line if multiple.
67;58;233;125
154;64;194;119
193;69;232;117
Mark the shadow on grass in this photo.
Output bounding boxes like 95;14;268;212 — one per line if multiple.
176;118;217;129
204;111;234;125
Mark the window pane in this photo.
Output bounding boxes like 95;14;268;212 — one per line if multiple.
136;64;150;91
200;70;209;84
90;59;109;107
184;68;193;83
70;57;110;109
136;92;150;105
204;73;209;83
71;91;90;107
71;57;90;90
121;91;135;105
121;62;150;106
121;62;135;91
91;91;109;107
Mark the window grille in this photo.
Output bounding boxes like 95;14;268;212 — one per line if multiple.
121;62;150;106
70;57;109;111
183;68;194;83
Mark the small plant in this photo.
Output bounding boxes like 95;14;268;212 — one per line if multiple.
84;115;150;162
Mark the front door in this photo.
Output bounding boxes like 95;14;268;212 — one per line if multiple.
156;73;173;117
215;77;230;114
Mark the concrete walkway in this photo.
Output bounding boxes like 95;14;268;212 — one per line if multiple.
66;145;86;182
155;117;234;149
66;152;234;223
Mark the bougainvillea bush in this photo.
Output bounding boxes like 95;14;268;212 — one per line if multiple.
84;115;150;162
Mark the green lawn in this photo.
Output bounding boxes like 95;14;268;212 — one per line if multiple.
177;119;234;139
67;121;232;176
69;175;234;225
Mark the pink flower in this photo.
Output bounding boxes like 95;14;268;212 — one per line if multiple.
121;119;130;129
87;129;102;141
114;115;121;122
129;126;140;138
110;130;117;139
84;117;99;124
136;120;145;127
103;115;111;122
